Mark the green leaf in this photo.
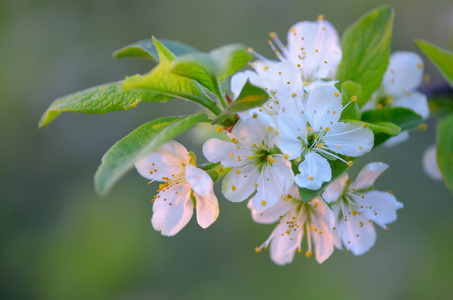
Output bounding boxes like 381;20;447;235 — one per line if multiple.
415;40;453;87
340;81;361;120
429;97;453;117
343;120;401;136
437;113;453;193
39;81;172;128
171;44;252;95
299;158;353;202
113;38;199;61
152;37;177;62
336;6;394;106
122;61;221;115
211;80;269;125
361;107;423;131
94;113;208;196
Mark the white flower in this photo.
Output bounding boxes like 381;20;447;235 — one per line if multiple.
322;162;403;255
230;61;304;116
363;51;429;146
230;15;341;116
423;144;443;181
276;83;374;190
135;141;219;236
250;185;335;265
283;15;342;82
203;114;294;211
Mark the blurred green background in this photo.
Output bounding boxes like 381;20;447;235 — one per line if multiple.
1;0;453;299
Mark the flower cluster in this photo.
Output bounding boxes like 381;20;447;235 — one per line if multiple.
134;16;426;264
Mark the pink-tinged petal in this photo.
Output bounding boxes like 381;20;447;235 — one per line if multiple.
361;190;403;229
423;144;443;181
268;209;304;265
195;190;219;229
202;138;249;168
308;198;335;263
305;83;342;130
323;173;349;203
382;51;424;96
253;156;295;211
349;162;388;191
383;131;410;148
135;140;189;181
185;164;213;197
151;183;193;236
329;204;343;249
248;195;297;224
222;164;260;202
323;122;374;157
340;208;376;256
295;152;331;190
393;91;429;120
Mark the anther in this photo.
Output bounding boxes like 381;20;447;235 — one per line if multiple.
216;127;222;133
351;96;357;101
231;185;236;191
261;200;267;206
347;161;354;167
305;251;312;258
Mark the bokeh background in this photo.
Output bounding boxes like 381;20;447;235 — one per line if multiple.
2;0;453;299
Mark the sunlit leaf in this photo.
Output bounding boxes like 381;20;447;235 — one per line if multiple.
39;81;171;128
336;6;394;105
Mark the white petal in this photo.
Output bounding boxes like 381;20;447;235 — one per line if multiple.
349;162;389;191
322;173;349;203
151;183;193;236
340;211;376;256
202;138;250;168
323;122;374;157
272;61;304;99
248;195;297;224
305;83;342;130
393;91;429;120
423;144;443;181
286;20;341;81
253;156;295;211
185;164;213;197
382;131;410;148
382;51;424;96
276;98;307;159
232;115;275;148
135;140;189;181
222;164;260;202
361;190;403;229
268;209;304;265
295;152;331;190
195;190;219;229
230;70;255;99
